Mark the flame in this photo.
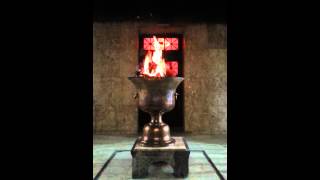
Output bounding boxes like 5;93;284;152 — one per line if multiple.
141;36;167;77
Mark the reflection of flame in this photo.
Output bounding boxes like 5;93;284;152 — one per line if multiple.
141;36;167;77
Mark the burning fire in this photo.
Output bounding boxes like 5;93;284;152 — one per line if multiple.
140;36;167;77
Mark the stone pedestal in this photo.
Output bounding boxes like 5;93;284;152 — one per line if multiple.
131;137;190;178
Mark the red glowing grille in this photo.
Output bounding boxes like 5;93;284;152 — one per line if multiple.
164;38;178;50
165;61;178;76
143;38;164;50
143;38;178;51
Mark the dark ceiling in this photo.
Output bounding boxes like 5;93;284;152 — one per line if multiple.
94;0;227;23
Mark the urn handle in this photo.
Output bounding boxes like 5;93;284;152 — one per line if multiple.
133;92;139;99
175;92;179;100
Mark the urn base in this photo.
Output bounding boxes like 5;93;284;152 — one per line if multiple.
139;122;175;147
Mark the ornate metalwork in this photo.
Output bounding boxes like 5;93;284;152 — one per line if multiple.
128;77;184;147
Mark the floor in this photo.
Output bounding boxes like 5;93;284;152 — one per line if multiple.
93;134;227;179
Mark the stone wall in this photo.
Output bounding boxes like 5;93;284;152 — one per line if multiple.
93;21;227;135
93;22;138;134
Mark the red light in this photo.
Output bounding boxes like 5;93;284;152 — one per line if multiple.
143;38;164;50
165;61;178;77
143;37;179;51
143;38;154;50
164;38;178;50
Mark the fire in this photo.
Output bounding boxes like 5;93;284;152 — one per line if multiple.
140;36;167;77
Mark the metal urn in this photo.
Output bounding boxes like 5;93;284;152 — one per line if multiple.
128;77;184;147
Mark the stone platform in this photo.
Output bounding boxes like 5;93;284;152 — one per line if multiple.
131;137;190;178
93;135;227;179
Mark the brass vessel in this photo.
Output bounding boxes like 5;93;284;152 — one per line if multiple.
128;77;184;147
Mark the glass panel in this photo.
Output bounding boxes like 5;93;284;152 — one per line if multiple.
97;151;222;179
